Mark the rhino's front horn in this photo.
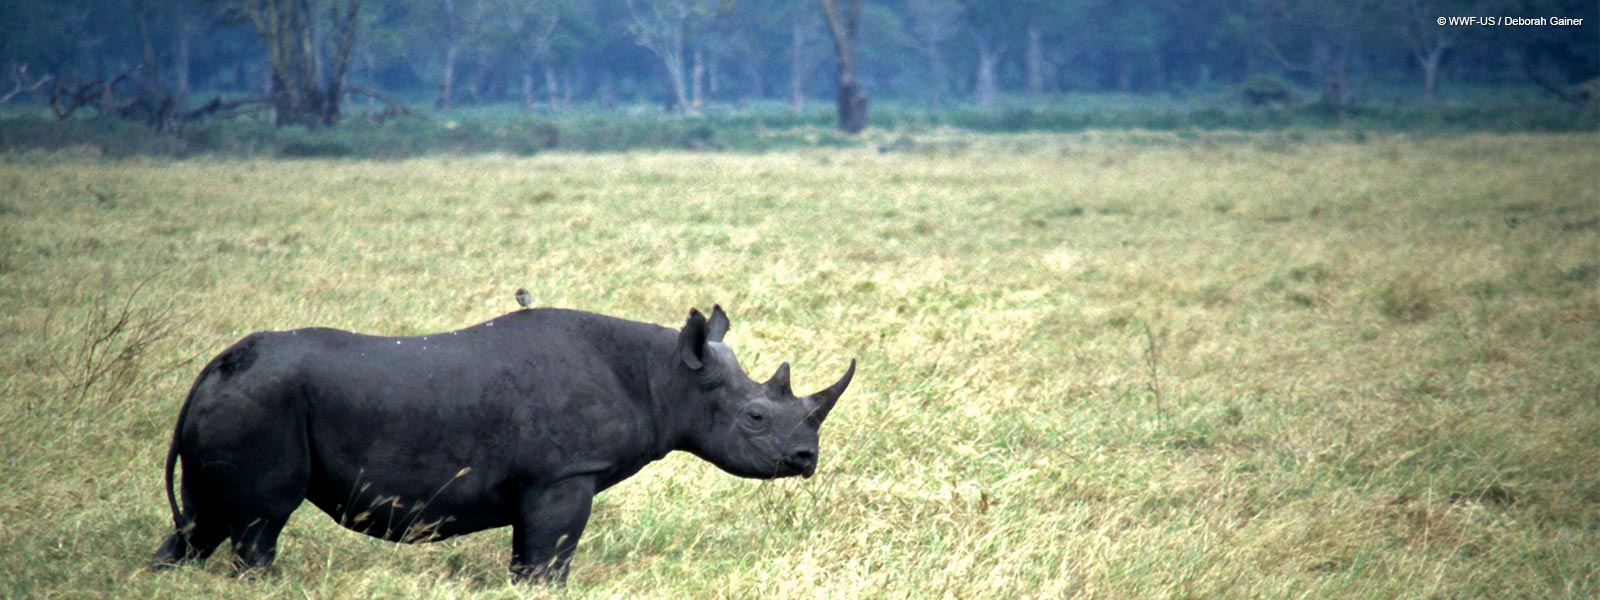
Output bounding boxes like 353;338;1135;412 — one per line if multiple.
767;362;792;397
807;359;856;424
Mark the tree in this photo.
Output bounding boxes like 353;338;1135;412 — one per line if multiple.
1390;0;1472;102
905;0;961;106
961;0;1023;106
727;0;825;113
426;0;502;110
958;0;1077;102
456;0;567;112
818;0;866;133
523;2;566;111
241;0;362;126
1241;0;1374;106
789;18;820;112
627;0;709;113
1500;0;1600;103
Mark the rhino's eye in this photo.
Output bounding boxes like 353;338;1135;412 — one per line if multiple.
741;407;768;429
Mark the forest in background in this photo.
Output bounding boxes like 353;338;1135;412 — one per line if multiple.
3;1;1597;124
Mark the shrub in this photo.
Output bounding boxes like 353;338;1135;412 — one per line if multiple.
1240;74;1296;107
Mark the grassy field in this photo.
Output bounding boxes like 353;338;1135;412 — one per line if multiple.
1;130;1596;598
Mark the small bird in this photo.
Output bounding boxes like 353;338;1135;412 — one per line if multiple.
515;288;532;309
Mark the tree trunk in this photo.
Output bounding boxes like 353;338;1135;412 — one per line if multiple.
256;0;321;125
173;30;191;106
1419;46;1444;102
466;43;491;104
562;69;574;106
666;34;690;114
921;44;946;108
362;49;378;111
521;69;535;113
1318;38;1351;106
818;0;867;133
438;44;458;110
1115;53;1133;92
790;21;806;114
247;0;361;127
323;1;359;123
545;63;560;109
665;42;690;114
1026;26;1043;95
708;50;719;99
739;47;761;104
435;0;458;111
691;45;704;110
837;81;867;133
136;3;161;94
974;37;1001;107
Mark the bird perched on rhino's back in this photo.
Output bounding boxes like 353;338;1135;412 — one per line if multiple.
515;288;532;309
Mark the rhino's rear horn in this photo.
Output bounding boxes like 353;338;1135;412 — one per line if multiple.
808;359;856;424
766;362;792;397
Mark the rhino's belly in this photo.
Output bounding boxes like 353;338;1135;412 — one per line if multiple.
304;471;518;542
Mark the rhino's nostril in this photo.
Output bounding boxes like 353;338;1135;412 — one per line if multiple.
785;449;817;472
782;448;818;478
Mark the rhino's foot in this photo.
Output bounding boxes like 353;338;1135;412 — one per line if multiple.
150;526;224;572
510;563;570;586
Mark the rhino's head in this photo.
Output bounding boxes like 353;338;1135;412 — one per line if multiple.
672;305;854;479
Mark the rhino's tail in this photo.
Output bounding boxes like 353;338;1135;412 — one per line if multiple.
164;375;199;532
165;350;224;533
165;336;259;532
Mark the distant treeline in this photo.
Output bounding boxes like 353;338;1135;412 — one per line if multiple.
1;0;1596;121
4;97;1595;159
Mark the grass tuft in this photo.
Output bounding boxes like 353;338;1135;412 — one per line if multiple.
1377;272;1441;323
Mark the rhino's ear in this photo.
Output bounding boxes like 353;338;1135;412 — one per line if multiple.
679;308;710;370
707;304;730;343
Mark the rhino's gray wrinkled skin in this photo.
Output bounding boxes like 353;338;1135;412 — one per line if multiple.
149;305;854;584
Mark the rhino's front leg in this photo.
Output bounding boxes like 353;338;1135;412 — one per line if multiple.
510;476;596;584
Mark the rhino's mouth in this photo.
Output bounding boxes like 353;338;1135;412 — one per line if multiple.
781;454;817;479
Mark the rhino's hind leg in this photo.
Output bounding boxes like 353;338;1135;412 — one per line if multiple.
228;516;290;575
181;384;311;576
206;466;304;575
149;518;227;570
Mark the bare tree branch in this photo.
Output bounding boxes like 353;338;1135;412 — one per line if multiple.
0;64;55;106
49;63;146;120
1524;64;1585;106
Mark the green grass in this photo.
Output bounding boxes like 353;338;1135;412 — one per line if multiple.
1;130;1597;598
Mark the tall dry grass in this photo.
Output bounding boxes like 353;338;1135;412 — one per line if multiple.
1;130;1595;598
